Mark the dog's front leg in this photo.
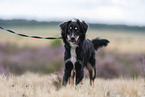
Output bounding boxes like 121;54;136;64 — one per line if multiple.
75;61;84;85
62;61;73;86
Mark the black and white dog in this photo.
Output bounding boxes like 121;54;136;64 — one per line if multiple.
60;19;109;86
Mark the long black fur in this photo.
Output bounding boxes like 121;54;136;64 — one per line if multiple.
60;19;109;86
92;38;109;50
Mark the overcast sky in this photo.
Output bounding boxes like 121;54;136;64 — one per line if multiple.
0;0;145;26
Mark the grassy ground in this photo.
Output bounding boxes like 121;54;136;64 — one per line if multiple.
0;73;144;97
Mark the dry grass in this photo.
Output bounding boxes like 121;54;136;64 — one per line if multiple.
0;73;144;97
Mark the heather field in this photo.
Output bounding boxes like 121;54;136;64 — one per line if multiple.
0;24;145;97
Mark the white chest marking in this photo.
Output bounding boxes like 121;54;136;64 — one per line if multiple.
71;48;76;64
70;43;78;64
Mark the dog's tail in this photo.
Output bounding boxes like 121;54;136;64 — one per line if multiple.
91;38;110;51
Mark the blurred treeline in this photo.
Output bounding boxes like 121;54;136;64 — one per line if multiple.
1;19;145;31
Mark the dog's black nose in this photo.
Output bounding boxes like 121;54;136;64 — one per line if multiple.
71;37;75;41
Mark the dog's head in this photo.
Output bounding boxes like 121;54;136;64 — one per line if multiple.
60;19;88;45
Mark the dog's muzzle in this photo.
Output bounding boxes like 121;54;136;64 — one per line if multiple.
70;37;76;42
67;35;79;44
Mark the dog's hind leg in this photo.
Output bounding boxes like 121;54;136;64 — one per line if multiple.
87;57;96;85
62;61;73;86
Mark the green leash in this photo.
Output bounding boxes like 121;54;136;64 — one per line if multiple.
0;26;62;40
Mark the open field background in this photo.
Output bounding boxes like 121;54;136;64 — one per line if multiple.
0;20;145;97
0;20;145;53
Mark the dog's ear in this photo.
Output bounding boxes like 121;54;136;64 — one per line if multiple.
81;21;88;33
59;21;71;44
59;20;71;33
76;19;88;33
59;22;66;30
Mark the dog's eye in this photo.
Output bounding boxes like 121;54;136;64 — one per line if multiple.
69;27;72;30
75;27;78;30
